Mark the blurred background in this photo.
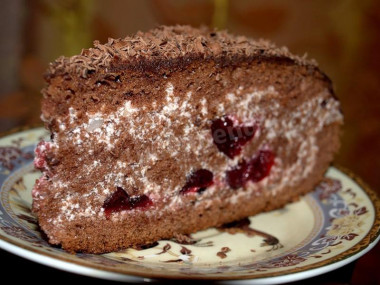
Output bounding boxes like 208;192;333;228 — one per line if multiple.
0;0;379;282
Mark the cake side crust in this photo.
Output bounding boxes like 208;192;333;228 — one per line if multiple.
46;25;317;80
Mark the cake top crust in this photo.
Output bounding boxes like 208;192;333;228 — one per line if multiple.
46;25;317;79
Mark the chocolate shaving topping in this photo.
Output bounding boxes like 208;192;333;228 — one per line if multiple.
45;25;318;80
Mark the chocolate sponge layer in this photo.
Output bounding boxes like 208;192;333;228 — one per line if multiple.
32;26;342;253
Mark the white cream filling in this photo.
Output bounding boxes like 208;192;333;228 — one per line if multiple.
47;83;342;223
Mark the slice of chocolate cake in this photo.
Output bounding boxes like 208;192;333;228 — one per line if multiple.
32;25;343;253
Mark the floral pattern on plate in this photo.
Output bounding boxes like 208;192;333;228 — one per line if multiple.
0;128;379;282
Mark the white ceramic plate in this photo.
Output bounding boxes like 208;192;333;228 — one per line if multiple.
0;128;379;284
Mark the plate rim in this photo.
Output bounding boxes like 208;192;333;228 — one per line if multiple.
0;127;379;282
1;233;379;284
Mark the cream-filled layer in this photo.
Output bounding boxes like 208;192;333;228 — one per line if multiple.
35;83;342;224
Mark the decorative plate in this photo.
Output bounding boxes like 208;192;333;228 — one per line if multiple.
0;128;379;284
